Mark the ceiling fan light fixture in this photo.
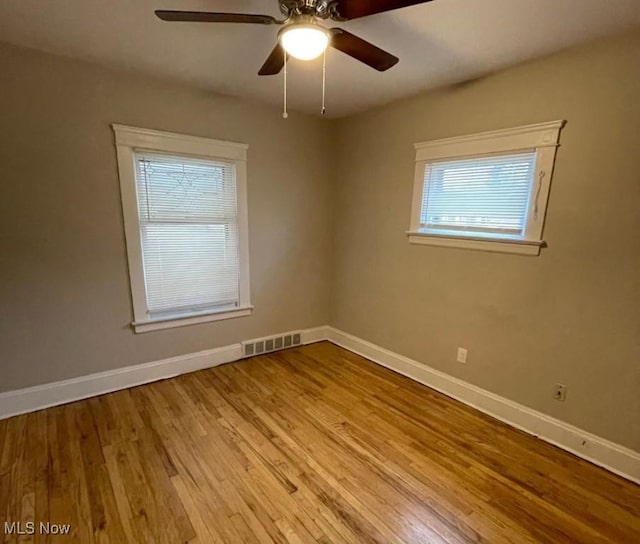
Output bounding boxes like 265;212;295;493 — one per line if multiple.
279;24;330;61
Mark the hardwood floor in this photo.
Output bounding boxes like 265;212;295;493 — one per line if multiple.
1;342;638;543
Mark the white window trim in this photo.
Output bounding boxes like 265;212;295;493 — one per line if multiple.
113;125;252;333
408;120;565;256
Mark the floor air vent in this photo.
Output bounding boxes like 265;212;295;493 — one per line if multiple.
242;331;302;358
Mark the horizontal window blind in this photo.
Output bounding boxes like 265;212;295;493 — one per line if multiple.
420;152;537;237
135;152;239;317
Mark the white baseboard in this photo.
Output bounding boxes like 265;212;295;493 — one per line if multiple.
302;325;332;345
325;327;640;485
0;344;241;420
0;326;327;421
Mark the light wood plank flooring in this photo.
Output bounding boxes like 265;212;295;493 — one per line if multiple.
1;342;639;543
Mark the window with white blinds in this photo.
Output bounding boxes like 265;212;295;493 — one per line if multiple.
113;125;251;332
420;152;537;238
135;153;239;317
409;121;564;255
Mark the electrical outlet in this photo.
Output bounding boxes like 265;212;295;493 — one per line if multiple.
457;347;468;364
554;384;567;402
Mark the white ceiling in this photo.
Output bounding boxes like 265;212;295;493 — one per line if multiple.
1;0;639;117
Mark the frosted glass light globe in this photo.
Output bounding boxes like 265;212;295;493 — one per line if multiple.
279;25;330;61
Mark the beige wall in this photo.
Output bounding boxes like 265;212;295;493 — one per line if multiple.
0;42;333;392
330;31;640;451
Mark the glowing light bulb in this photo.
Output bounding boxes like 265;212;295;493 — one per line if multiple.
279;25;330;61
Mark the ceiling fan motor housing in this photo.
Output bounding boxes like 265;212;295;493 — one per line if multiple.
279;0;341;20
278;13;330;35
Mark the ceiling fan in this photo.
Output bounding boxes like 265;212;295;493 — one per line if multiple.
155;0;434;75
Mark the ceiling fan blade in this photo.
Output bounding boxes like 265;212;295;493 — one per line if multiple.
258;44;285;76
155;11;280;25
331;0;433;20
329;28;398;71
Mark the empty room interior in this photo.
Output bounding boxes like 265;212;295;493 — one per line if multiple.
1;0;640;542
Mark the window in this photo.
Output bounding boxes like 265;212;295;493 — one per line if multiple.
409;121;565;255
113;125;251;332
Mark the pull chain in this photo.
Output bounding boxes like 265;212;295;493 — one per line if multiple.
282;52;288;119
282;49;328;118
321;49;327;116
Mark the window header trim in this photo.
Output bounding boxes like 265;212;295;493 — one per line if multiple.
112;124;248;162
413;120;565;163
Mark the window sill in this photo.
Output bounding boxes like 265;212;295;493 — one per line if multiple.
132;305;254;333
407;231;545;255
